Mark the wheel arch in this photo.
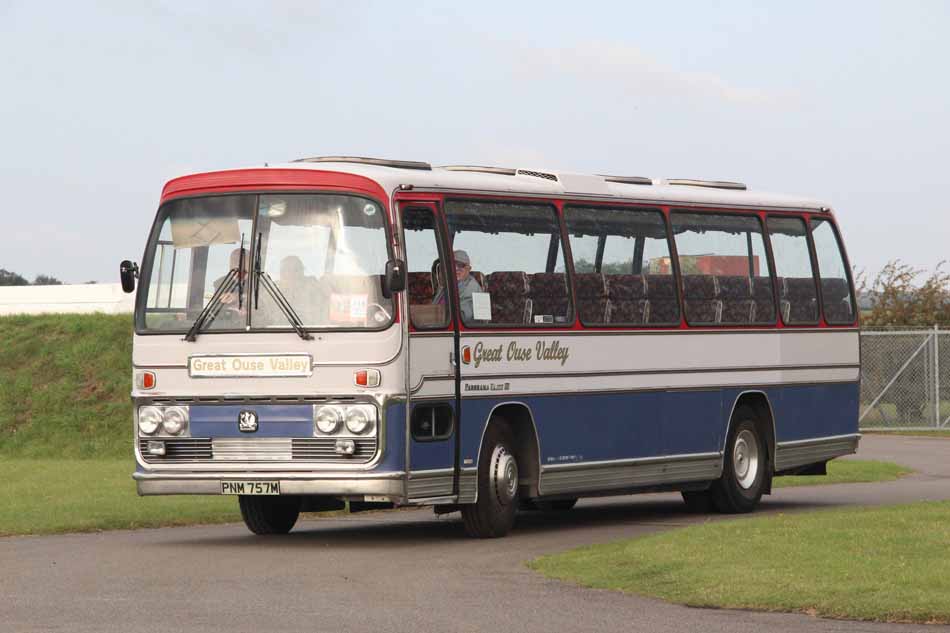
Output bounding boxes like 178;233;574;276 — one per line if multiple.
723;391;777;482
473;401;542;501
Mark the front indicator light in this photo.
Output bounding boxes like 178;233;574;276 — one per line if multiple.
335;439;356;455
314;406;344;435
147;440;166;456
138;406;163;435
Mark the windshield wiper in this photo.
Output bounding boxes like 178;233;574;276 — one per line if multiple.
255;272;313;340
183;269;239;342
253;233;313;341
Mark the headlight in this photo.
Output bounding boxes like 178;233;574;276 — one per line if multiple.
162;406;189;436
345;405;376;435
138;406;163;435
314;406;343;434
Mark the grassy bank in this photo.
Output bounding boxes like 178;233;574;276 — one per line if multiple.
530;501;950;624
0;458;240;536
0;313;132;458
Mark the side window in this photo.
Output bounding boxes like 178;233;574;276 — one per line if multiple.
671;212;775;326
444;201;571;327
766;216;819;325
402;207;450;329
810;218;855;325
564;206;678;326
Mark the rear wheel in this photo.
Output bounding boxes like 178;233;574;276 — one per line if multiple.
238;495;300;535
461;421;519;538
711;408;770;513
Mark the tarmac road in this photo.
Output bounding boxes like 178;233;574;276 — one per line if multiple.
2;435;949;633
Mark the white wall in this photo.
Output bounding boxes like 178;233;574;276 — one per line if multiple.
0;283;134;315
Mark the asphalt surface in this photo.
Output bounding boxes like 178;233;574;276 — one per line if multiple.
2;435;949;633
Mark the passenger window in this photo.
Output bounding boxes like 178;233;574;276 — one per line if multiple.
565;206;678;326
402;207;450;329
766;216;819;325
671;213;775;326
444;201;571;327
810;218;855;325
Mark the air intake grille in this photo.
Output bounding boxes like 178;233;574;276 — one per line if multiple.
139;438;212;462
516;169;558;182
292;438;377;461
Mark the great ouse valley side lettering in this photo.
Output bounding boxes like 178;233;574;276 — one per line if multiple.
468;340;570;368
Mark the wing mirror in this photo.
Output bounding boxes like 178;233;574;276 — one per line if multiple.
120;260;139;294
382;259;406;298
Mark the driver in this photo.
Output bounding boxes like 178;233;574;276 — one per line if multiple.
211;247;249;324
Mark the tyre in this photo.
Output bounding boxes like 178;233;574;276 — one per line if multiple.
461;421;519;538
711;407;770;514
681;490;714;513
238;495;301;535
533;498;578;512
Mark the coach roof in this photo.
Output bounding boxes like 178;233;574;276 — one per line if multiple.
170;156;832;212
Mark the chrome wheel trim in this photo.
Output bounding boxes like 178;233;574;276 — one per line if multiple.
491;445;518;505
733;428;760;490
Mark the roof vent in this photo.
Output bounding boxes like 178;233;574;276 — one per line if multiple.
440;165;517;176
516;169;558;182
293;156;432;171
667;178;746;191
601;175;653;186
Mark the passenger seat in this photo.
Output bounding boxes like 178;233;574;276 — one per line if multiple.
485;271;532;324
718;276;753;324
605;274;646;324
643;274;680;324
682;275;721;325
575;273;608;324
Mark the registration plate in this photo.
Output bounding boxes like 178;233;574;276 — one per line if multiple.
221;481;280;495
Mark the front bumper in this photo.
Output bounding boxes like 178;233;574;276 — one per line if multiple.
134;469;405;497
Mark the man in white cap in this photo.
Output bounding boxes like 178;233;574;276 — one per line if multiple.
433;249;483;322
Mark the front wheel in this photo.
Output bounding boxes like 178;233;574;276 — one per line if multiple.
239;495;300;535
711;409;770;513
461;422;519;538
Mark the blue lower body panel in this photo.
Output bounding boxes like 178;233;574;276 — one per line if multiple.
444;382;859;470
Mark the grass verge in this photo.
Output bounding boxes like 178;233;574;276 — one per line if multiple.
0;458;240;536
862;429;950;438
773;459;910;488
530;501;950;624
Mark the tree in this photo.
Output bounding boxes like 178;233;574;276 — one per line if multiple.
0;269;29;286
33;274;64;286
857;260;950;327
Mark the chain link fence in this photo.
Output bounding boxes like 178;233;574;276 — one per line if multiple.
860;326;950;429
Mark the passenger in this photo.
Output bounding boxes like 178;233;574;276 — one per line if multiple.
273;255;320;323
433;249;483;322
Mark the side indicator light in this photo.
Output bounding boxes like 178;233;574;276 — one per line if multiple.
354;369;380;388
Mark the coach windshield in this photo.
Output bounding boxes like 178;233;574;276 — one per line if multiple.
137;193;393;333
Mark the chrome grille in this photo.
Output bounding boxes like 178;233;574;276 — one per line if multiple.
292;438;377;462
139;437;377;464
213;438;292;462
146;396;356;406
139;438;212;462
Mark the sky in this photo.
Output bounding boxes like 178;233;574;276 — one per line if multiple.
1;1;948;284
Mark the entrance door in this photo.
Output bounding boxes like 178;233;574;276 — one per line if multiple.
401;203;459;501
